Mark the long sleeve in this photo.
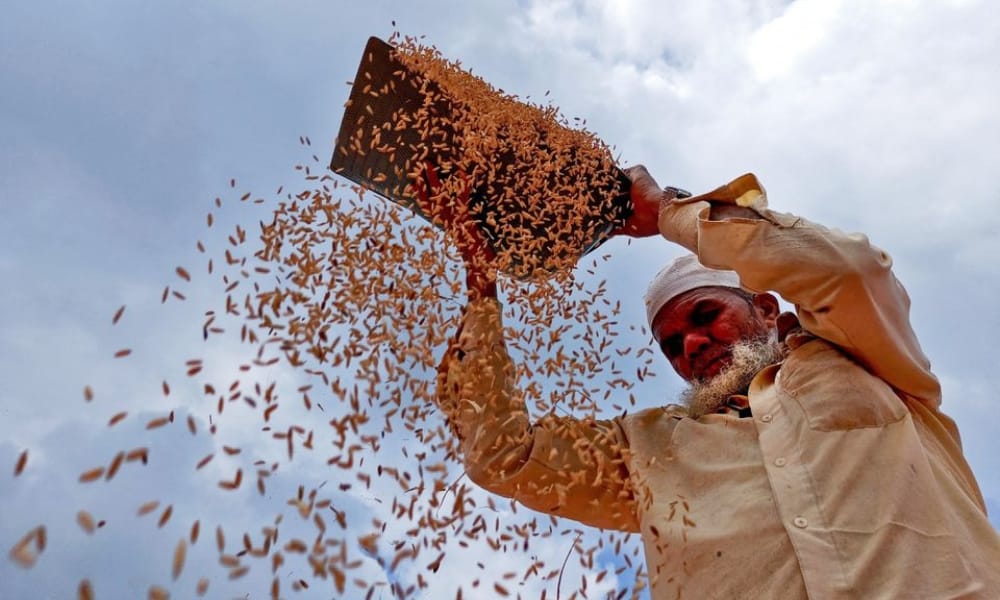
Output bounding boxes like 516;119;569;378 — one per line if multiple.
658;174;941;407
436;298;639;532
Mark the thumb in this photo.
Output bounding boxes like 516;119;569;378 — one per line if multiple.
625;165;663;202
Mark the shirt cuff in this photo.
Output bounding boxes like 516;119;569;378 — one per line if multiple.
657;173;767;251
679;173;767;209
657;199;710;252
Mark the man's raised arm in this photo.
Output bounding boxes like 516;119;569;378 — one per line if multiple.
417;166;639;532
625;166;940;407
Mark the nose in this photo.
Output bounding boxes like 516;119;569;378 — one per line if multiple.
683;331;711;361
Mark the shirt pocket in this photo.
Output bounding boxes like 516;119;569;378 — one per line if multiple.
778;340;907;431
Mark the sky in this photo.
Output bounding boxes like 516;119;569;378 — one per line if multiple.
2;0;999;597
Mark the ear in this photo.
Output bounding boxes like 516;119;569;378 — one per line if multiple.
751;292;781;328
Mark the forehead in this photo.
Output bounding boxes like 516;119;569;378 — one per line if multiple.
651;286;745;335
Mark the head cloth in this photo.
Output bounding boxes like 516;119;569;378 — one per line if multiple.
644;254;742;327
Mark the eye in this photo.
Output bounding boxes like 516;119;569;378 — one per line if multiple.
692;306;719;327
660;335;682;358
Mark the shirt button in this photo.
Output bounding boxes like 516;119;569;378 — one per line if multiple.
774;457;787;467
793;517;808;529
760;414;773;423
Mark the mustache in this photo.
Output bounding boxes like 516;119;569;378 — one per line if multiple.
680;337;786;419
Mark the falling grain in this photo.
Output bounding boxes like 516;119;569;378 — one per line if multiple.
14;449;28;476
78;579;94;600
76;511;96;534
7;32;656;598
9;525;45;568
112;305;126;325
218;468;242;490
125;447;148;464
172;538;186;580
228;565;250;580
158;504;173;528
196;454;214;470
146;416;170;430
105;451;125;480
137;500;160;516
149;585;169;600
9;543;34;569
78;467;105;483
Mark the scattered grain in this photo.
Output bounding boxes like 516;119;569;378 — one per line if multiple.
149;585;169;600
158;504;173;528
137;500;160;516
14;450;28;476
78;467;105;483
76;511;96;534
172;538;186;580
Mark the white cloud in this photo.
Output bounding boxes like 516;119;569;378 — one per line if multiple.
747;0;842;82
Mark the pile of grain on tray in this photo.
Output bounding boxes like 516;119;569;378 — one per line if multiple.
7;33;658;599
345;33;630;278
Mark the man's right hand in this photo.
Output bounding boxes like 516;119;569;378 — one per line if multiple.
412;162;497;300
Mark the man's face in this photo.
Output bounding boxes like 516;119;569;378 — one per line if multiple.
651;287;776;382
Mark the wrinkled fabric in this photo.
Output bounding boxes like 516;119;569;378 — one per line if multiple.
436;174;1000;599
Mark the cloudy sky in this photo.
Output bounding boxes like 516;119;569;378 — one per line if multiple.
3;0;999;597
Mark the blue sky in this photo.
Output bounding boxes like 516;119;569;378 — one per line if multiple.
3;0;999;597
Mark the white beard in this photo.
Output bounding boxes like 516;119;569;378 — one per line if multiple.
680;337;786;419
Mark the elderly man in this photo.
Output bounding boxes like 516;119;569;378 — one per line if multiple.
433;167;1000;598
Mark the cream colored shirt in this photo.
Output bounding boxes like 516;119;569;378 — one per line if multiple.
437;174;1000;599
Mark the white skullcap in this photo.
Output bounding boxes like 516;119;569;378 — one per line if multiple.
644;255;742;327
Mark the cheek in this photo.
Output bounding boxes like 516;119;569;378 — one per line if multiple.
708;320;746;344
671;358;693;380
